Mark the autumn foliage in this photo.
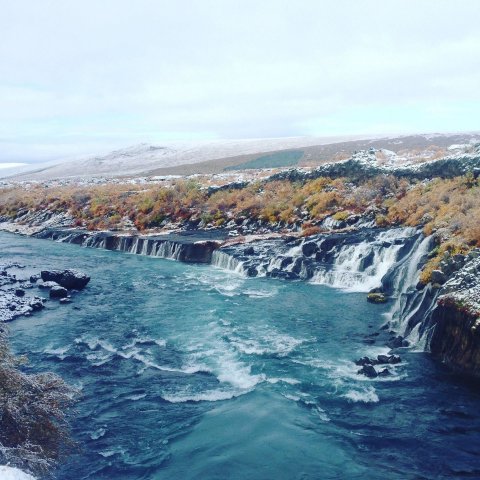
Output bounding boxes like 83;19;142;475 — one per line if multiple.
1;172;479;282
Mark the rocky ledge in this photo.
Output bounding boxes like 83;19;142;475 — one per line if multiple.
34;228;226;264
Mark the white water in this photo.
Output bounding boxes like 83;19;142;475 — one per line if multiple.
310;228;416;293
309;235;402;292
51;231;189;261
385;235;433;335
0;466;36;480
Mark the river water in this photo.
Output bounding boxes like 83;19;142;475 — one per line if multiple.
1;232;480;479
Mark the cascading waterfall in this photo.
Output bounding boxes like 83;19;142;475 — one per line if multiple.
34;229;215;263
310;237;405;292
211;250;246;274
384;235;434;337
210;227;425;293
35;225;440;349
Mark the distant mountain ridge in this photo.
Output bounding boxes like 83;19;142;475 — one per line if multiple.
2;132;479;182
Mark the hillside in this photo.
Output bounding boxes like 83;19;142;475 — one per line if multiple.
3;133;479;182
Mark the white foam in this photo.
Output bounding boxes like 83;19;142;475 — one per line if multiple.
281;393;301;402
243;288;277;298
343;387;379;403
315;406;331;422
161;388;252;404
230;332;305;358
266;377;301;385
125;393;147;401
89;427;106;440
43;344;71;360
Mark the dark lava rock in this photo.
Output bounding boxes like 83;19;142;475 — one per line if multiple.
367;292;388;304
358;364;378;378
430;269;447;285
291;258;304;275
302;241;318;257
243;246;255;256
355;356;374;366
29;299;45;311
280;257;294;269
49;285;68;299
388;336;405;349
245;266;258;277
359;250;375;270
388;354;401;364
14;288;25;297
378;368;391;377
41;269;90;290
416;281;425;290
29;274;41;283
377;354;401;365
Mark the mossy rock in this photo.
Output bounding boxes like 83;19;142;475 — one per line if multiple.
367;292;388;304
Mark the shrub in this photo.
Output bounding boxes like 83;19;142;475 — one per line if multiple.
0;328;77;476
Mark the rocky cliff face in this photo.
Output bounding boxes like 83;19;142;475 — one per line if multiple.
270;149;480;183
428;254;480;376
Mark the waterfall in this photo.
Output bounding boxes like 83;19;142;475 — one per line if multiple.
211;250;247;275
309;229;417;292
154;240;183;261
33;229;216;263
384;236;433;334
309;242;401;292
211;227;426;294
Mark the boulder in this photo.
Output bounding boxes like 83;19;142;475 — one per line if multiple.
41;269;90;290
367;292;388;304
243;246;255;256
49;286;68;299
245;266;258;277
302;242;318;257
430;270;447;285
357;364;378;378
29;274;41;283
388;336;405;349
377;354;401;365
355;356;374;366
378;368;391;377
29;299;44;311
388;354;401;364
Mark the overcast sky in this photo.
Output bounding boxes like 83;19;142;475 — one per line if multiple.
1;0;480;165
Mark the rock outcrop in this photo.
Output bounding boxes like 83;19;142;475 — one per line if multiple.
428;254;480;376
41;269;90;290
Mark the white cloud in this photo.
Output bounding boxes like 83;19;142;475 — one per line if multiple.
1;0;480;163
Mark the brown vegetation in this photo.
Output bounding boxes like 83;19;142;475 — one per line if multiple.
0;327;77;476
1;172;479;283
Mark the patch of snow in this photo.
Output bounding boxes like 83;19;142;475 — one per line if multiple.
0;466;36;480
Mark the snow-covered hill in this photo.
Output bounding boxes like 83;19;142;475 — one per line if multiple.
0;136;370;181
3;133;479;182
